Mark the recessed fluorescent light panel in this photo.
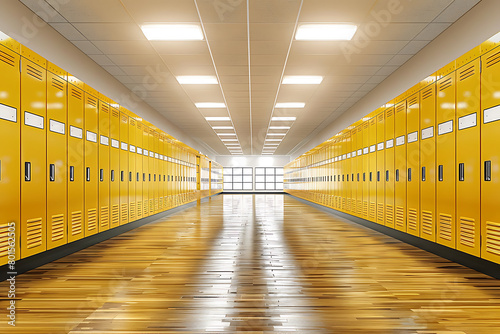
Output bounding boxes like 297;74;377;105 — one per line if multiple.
275;102;305;108
141;24;204;41
218;133;236;136
205;117;230;121
270;126;290;130
222;139;238;142
212;126;233;129
282;76;323;84
266;139;282;142
267;133;286;136
295;24;357;41
272;117;296;121
196;103;226;108
176;76;218;84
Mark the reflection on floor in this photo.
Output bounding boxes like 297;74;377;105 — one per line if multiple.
1;194;500;333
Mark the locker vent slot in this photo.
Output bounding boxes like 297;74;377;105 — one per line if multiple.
137;202;142;217
130;202;136;221
137;123;142;129
342;198;346;210
144;200;149;215
386;205;394;225
111;205;119;226
396;103;405;113
51;214;65;242
439;78;452;91
100;206;109;228
439;213;453;241
459;217;475;248
87;208;97;231
159;198;163;211
486;50;500;68
155;198;159;211
377;203;384;221
71;88;82;100
26;64;43;81
422;87;433;100
408;96;418;106
459;65;474;81
421;210;433;235
121;203;128;222
130;119;136;126
0;50;15;67
121;115;128;123
51;78;64;91
396;206;405;229
386;109;393;117
378;114;384;122
363;201;368;216
363;123;369;128
486;221;500;255
369;202;376;220
101;104;109;113
408;209;418;232
26;218;43;249
87;97;97;108
357;200;362;214
71;211;82;235
0;223;11;257
112;110;119;118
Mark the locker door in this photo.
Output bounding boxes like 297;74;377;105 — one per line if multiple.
21;54;47;257
456;52;481;256
128;118;136;221
142;125;149;216
46;68;68;249
148;128;155;212
340;134;347;211
481;46;500;263
153;131;159;212
166;139;172;209
406;93;420;237
350;131;357;213
420;83;437;241
362;122;370;218
109;107;120;228
135;122;143;219
385;106;395;228
98;101;110;232
158;135;164;211
394;101;407;232
368;118;377;221
436;70;456;248
119;112;129;225
84;92;99;236
0;45;20;265
376;112;385;225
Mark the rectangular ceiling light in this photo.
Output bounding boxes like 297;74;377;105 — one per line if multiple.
295;24;357;41
222;139;238;142
205;117;230;121
275;102;305;108
141;24;204;41
177;76;218;84
197;103;226;108
266;139;282;142
218;133;236;136
267;133;286;136
212;126;233;129
282;76;323;84
272;117;296;121
270;126;290;130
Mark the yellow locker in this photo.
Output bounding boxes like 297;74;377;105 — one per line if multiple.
350;130;357;213
128;117;136;222
135;121;143;219
109;106;120;228
356;127;363;216
368;117;377;222
84;89;99;236
385;106;395;228
480;45;500;263
98;101;110;232
119;112;129;225
21;49;47;257
0;45;20;265
67;78;85;241
362;122;370;218
406;92;420;237
142;124;149;217
46;66;68;249
158;134;165;211
340;134;346;211
419;79;437;241
394;100;407;232
436;68;457;248
148;128;155;212
376;112;385;225
166;139;172;209
456;48;481;256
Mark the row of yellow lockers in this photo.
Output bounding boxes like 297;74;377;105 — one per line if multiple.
0;36;218;265
285;33;500;265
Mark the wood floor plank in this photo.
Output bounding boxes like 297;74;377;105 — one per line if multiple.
1;194;500;333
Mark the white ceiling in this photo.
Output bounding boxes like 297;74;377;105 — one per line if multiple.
20;0;480;155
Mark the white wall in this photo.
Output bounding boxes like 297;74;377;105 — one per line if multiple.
0;0;216;159
290;0;500;159
215;155;290;168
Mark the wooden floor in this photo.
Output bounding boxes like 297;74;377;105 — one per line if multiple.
2;194;500;333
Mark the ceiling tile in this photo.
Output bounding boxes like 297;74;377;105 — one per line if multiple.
72;23;146;41
46;0;132;23
49;22;86;40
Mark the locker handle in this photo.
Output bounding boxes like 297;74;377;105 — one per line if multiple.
422;166;426;181
377;171;380;182
121;171;124;182
363;173;365;182
111;170;115;182
369;172;372;182
386;170;389;182
347;174;349;182
143;173;146;182
70;166;74;182
149;174;151;181
485;161;492;181
25;162;31;181
438;165;443;182
137;172;140;182
459;163;465;181
408;168;412;182
129;172;132;182
351;173;354;181
357;173;360;182
50;164;56;182
86;167;90;182
396;169;399;182
100;169;104;182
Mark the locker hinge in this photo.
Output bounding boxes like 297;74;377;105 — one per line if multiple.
480;59;482;73
19;58;22;72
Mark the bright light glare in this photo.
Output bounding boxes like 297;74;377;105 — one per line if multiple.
296;24;357;41
275;102;305;108
212;126;233;129
272;117;296;121
176;76;218;84
197;103;226;108
221;139;238;142
217;133;236;136
0;31;10;41
267;133;286;136
141;24;203;41
266;139;282;142
205;117;230;121
282;76;323;84
489;32;500;43
270;126;290;130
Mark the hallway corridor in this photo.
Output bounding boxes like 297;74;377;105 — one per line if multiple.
2;194;500;333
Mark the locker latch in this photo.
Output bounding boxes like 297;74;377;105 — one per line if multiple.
50;164;56;182
458;163;465;181
396;169;399;182
407;168;412;182
100;169;104;182
25;162;31;181
386;170;389;182
421;166;426;181
485;160;492;181
438;165;443;182
86;167;90;182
